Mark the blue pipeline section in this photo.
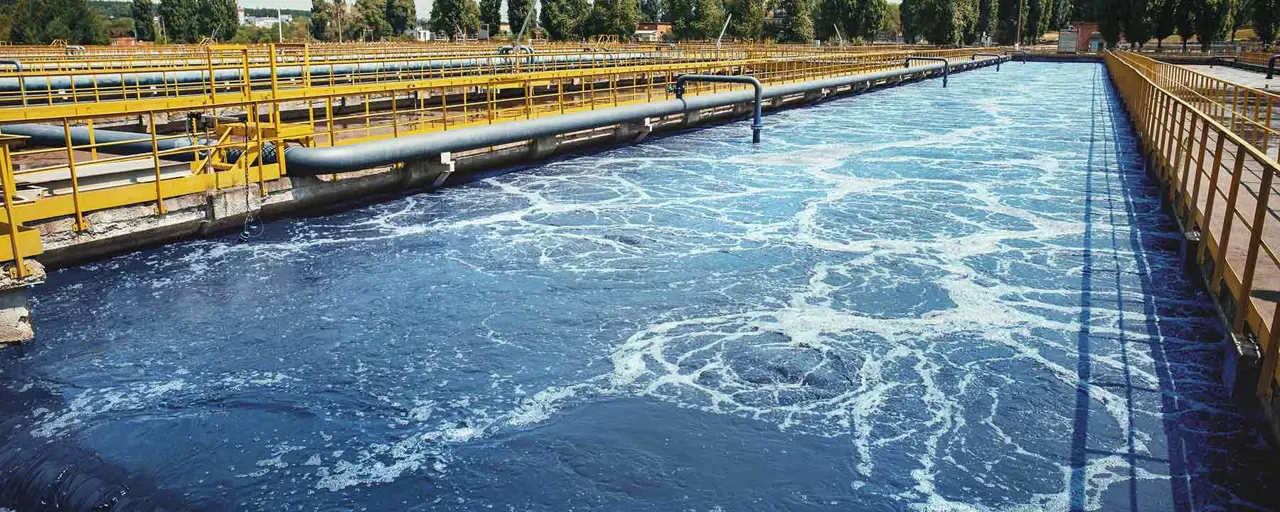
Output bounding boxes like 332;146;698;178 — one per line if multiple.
0;53;674;93
0;123;270;165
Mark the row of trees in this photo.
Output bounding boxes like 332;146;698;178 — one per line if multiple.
423;0;887;43
893;0;1278;48
310;0;416;41
0;0;110;44
2;0;240;44
1;0;1276;46
1092;0;1280;50
423;0;620;41
420;0;1280;47
899;0;1069;45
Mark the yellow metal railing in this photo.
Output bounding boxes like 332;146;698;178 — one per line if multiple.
1105;50;1280;398
0;44;993;278
1115;51;1279;163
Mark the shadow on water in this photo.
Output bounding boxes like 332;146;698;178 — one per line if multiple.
0;383;214;510
1069;64;1278;511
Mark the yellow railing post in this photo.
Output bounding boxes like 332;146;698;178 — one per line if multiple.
148;111;166;214
0;137;26;279
241;48;251;97
206;46;217;103
60;119;88;230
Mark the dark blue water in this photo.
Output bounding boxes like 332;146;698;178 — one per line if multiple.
1;62;1276;511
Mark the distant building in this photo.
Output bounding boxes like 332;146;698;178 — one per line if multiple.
413;29;432;42
634;22;672;42
1065;21;1102;53
244;14;292;29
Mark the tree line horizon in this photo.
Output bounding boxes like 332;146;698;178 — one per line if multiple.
0;0;1273;50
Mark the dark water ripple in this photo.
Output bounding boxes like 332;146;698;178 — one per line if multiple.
0;62;1274;511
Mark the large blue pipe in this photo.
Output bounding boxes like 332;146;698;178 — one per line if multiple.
0;123;200;160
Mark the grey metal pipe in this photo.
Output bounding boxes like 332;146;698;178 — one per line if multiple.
284;62;958;175
673;74;762;143
1005;50;1029;63
0;59;22;73
904;57;949;87
1268;55;1278;79
0;52;694;94
0;123;200;160
970;53;1002;71
2;60;975;175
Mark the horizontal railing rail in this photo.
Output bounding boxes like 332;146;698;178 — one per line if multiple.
1104;50;1280;399
1115;51;1279;163
0;43;995;279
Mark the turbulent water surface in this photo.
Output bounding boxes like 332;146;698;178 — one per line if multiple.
1;62;1276;511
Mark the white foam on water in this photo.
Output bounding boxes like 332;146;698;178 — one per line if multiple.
20;64;1259;510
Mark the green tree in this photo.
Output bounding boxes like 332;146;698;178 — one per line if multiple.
1175;0;1195;51
347;0;391;39
158;0;198;41
724;0;767;39
429;0;479;38
131;0;154;40
1096;0;1122;46
201;0;237;40
311;0;331;40
10;0;106;43
817;0;886;41
158;0;236;42
508;0;536;38
640;0;663;20
995;0;1024;44
881;1;900;39
588;0;642;36
915;0;976;45
776;0;815;41
1152;0;1175;47
1024;0;1042;43
1193;0;1231;50
901;0;923;41
1071;0;1094;20
667;0;725;39
541;0;589;39
1119;0;1152;47
1050;0;1068;27
1255;0;1279;46
1228;0;1252;41
975;0;996;42
479;0;501;34
385;0;414;34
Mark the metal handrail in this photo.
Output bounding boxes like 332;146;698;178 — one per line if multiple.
971;53;1002;71
672;74;763;143
904;56;949;87
1105;50;1280;398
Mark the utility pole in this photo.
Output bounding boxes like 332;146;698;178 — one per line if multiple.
717;14;732;49
277;7;283;43
1014;0;1025;48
